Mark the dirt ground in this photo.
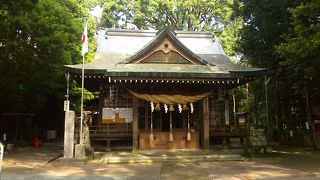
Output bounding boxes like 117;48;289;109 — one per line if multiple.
1;144;320;179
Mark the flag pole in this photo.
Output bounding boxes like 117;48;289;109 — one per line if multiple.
80;18;88;144
80;53;84;144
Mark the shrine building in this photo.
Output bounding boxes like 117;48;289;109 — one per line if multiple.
64;28;265;152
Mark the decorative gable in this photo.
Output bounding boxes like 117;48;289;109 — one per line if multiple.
123;28;210;65
133;38;199;64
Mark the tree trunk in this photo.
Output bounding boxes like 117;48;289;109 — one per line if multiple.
273;76;283;143
304;80;318;149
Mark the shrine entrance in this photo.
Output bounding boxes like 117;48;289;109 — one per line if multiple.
138;101;201;150
126;88;211;150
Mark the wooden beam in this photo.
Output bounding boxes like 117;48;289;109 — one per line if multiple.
132;96;139;153
203;97;210;152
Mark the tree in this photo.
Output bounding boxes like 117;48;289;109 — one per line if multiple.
277;0;320;78
99;0;132;28
0;0;84;114
238;0;320;146
277;0;320;148
100;0;238;31
238;0;286;143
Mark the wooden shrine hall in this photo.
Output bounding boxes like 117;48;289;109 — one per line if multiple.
64;28;265;151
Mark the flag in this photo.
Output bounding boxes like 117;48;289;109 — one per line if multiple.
81;22;88;56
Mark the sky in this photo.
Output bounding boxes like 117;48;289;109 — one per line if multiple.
90;5;103;19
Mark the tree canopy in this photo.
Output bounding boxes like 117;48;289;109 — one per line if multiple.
0;0;98;113
100;0;238;31
238;0;320;146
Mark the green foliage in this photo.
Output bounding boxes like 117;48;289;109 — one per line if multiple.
277;0;320;78
0;0;98;114
99;0;132;28
240;0;296;68
220;17;243;56
237;0;320;146
100;0;238;31
68;80;99;110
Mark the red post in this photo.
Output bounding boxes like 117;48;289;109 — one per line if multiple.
33;136;40;149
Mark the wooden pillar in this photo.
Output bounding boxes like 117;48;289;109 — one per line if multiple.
223;100;230;146
98;91;104;126
160;110;163;130
203;97;210;151
144;105;149;130
132;96;139;153
182;112;186;129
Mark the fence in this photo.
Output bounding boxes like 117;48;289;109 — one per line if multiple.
0;142;3;174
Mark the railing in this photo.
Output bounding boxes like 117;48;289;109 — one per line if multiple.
89;124;132;140
0;142;4;174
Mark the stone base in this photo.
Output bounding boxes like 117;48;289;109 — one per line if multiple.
75;144;86;159
74;143;94;159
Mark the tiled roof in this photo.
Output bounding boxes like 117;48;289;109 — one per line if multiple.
65;28;266;79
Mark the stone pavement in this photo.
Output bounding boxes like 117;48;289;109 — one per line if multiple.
1;143;320;179
93;149;244;164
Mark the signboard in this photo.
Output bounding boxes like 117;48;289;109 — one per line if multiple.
64;100;70;111
102;108;133;123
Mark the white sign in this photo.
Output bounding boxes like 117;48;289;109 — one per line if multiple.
289;130;293;137
102;108;133;122
64;100;70;111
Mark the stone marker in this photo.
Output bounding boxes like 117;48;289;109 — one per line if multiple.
64;111;75;159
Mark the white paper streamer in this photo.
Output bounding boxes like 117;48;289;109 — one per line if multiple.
150;102;154;112
190;103;194;113
164;104;168;113
178;104;182;113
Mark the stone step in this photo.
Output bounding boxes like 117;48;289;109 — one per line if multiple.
98;153;244;164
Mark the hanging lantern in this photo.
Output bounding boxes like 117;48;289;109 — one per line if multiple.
190;103;194;113
155;103;161;111
169;105;175;112
150;102;154;112
164;104;168;113
178;104;182;113
182;104;189;111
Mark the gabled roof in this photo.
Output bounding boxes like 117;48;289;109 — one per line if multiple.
64;28;266;79
121;28;210;65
